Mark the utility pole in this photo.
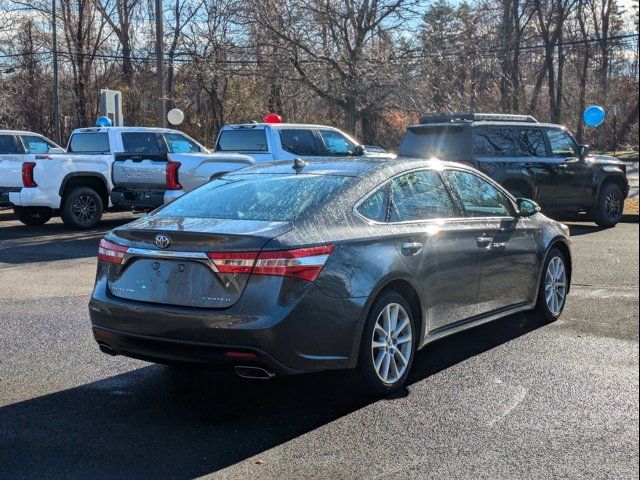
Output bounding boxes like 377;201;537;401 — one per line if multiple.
155;0;166;128
52;0;61;144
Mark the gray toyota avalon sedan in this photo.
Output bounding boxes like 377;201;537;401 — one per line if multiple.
89;158;572;394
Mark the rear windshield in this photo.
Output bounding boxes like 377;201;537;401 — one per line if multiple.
68;133;110;153
398;126;470;160
122;132;163;153
155;174;350;222
216;129;268;152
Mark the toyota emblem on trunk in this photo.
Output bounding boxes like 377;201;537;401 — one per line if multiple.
155;234;171;249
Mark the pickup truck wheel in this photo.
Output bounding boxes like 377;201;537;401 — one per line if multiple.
594;183;624;228
61;186;103;229
14;206;53;226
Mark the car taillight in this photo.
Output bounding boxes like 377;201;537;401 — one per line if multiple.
206;252;258;274
166;161;181;190
207;245;334;282
22;162;37;187
98;239;128;264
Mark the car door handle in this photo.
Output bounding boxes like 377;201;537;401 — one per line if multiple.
476;236;493;248
401;242;423;256
491;242;507;250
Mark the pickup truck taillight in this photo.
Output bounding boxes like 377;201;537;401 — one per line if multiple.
22;162;37;188
207;245;334;282
166;162;181;190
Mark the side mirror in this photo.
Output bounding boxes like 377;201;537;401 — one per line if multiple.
352;145;366;156
578;144;589;161
516;198;541;217
48;147;65;154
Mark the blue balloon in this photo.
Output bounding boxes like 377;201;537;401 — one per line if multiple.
583;106;606;127
96;116;113;127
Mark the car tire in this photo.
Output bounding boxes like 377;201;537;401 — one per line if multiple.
594;182;624;228
61;186;104;229
356;291;417;395
534;248;569;323
13;206;53;226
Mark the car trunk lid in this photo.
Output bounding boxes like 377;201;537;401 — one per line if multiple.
106;217;292;308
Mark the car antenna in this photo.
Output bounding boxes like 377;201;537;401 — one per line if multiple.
292;157;307;174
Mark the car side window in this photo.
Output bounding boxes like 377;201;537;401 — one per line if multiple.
444;170;513;218
121;132;163;153
472;127;517;157
279;129;320;156
20;135;54;154
0;135;19;154
517;129;547;157
357;184;390;222
389;170;458;222
318;130;356;156
546;130;577;157
164;133;202;153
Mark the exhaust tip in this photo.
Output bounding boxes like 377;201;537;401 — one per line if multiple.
234;365;275;380
97;342;117;356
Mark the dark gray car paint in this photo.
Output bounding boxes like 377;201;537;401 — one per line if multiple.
89;158;572;374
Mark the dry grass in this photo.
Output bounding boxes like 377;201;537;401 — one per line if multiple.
625;198;639;215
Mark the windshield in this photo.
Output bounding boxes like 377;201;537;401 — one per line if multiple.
155;173;351;222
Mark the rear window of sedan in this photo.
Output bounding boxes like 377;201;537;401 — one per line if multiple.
155;174;351;222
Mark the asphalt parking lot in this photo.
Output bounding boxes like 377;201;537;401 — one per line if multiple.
0;212;638;480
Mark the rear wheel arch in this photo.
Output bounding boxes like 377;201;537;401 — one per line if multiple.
59;173;109;207
360;278;425;348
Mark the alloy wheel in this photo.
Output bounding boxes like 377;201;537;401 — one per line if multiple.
371;303;412;384
72;194;97;223
604;190;622;221
545;256;567;315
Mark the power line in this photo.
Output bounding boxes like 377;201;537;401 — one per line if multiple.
1;33;638;65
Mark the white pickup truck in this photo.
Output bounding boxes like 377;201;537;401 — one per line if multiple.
214;122;391;161
0;130;65;224
0;126;253;229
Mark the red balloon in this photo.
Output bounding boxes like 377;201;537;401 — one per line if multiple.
264;113;283;124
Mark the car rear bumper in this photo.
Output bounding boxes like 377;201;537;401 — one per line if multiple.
0;187;21;207
110;188;184;210
89;276;367;374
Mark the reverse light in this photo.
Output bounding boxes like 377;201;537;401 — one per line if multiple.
166;161;182;190
22;162;37;187
98;239;128;264
207;245;334;282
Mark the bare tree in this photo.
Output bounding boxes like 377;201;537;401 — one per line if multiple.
93;0;141;82
249;0;419;137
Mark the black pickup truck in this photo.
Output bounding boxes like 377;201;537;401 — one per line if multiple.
398;113;629;227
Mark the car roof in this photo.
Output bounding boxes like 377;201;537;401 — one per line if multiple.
408;121;565;130
228;157;469;178
0;130;48;136
71;126;186;134
221;123;348;130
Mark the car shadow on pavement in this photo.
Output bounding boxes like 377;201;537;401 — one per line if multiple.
0;311;547;479
0;214;135;264
565;222;607;237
